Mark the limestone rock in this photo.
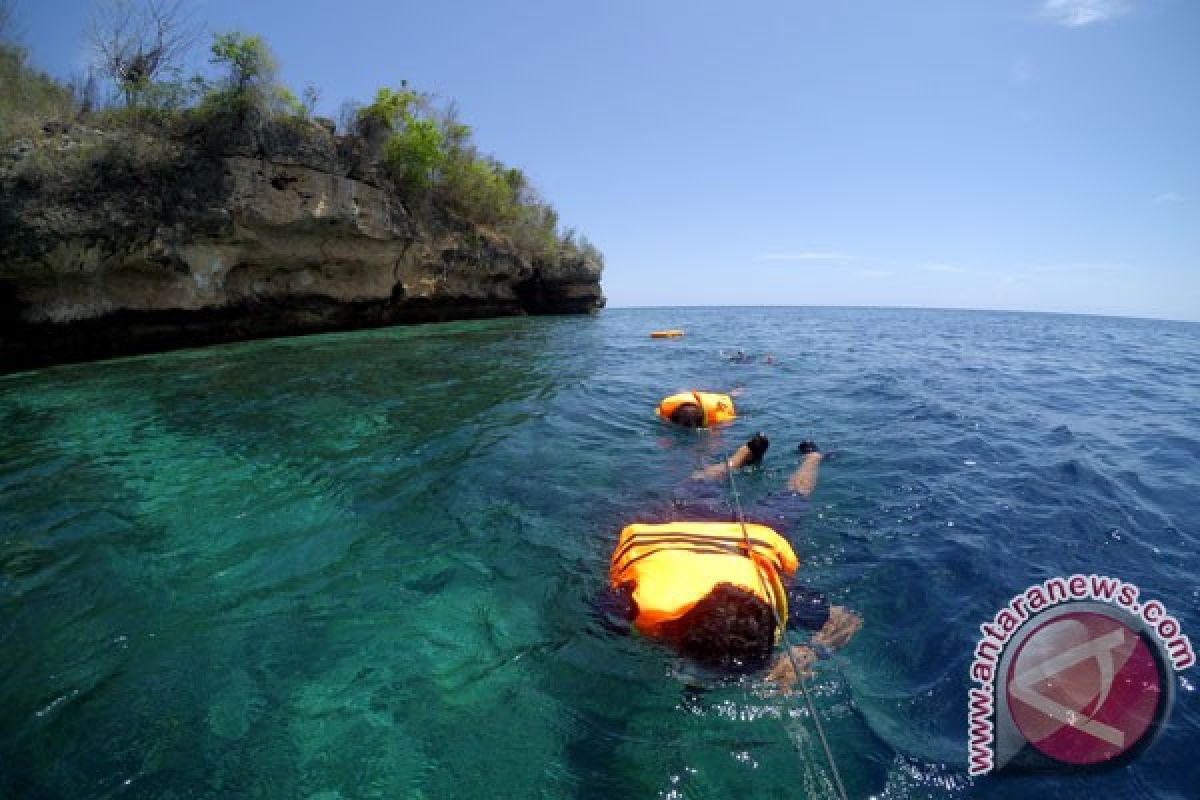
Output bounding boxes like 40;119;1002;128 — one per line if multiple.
0;123;605;373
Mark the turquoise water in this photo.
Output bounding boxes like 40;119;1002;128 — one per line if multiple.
2;307;1198;799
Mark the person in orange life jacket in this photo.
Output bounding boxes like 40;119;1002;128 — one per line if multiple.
600;435;861;688
657;390;740;428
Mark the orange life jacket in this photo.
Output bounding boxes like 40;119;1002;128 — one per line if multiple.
657;391;737;426
608;521;797;638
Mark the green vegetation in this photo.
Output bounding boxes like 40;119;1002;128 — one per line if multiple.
202;31;300;119
0;0;600;267
356;82;599;260
382;115;445;191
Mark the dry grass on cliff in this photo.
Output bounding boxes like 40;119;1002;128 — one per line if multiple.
0;44;78;145
5;126;183;206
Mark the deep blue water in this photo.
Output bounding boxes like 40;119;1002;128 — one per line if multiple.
1;306;1198;799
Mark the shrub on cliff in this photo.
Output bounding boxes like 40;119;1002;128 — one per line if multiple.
87;69;206;134
440;154;520;225
362;86;443;192
362;85;537;234
197;32;301;125
503;202;562;263
357;86;420;136
6;121;183;192
0;41;77;143
382;116;445;191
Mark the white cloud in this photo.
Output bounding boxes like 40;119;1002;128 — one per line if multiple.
1040;0;1132;27
758;251;852;262
1154;191;1183;204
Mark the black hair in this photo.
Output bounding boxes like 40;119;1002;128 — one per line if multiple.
669;402;706;428
659;583;777;672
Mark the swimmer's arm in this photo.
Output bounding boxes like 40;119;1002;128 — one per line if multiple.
766;645;818;687
767;606;862;689
812;606;862;651
786;452;823;497
689;442;757;481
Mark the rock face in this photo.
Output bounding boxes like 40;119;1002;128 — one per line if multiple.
0;123;604;373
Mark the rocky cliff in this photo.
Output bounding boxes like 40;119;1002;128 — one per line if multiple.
0;120;604;373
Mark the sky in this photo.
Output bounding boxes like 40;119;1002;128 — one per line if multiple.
10;0;1200;320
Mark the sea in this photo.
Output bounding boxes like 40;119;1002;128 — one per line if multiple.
1;306;1197;799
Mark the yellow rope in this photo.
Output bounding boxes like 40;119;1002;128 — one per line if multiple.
725;458;849;800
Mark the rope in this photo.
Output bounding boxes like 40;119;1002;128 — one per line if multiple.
725;458;850;800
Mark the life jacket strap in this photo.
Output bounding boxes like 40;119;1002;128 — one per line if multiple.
611;530;784;574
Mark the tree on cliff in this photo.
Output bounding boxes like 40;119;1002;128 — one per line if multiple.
89;0;199;107
203;32;302;122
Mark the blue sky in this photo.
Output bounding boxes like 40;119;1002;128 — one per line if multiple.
11;0;1200;320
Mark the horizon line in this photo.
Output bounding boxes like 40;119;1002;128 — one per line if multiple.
599;303;1198;326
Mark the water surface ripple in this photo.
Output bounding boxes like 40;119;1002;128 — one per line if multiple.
1;308;1197;798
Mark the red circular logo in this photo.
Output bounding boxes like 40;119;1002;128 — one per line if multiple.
1006;611;1164;765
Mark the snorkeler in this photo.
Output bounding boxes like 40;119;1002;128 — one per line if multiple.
600;435;861;688
657;390;738;428
723;350;777;365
